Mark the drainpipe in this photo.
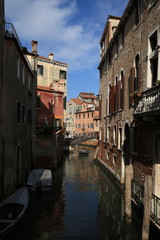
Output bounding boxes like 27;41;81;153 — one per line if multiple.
0;0;5;200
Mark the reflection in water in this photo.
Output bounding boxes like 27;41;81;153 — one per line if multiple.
8;145;159;240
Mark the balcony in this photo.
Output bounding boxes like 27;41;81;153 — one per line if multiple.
134;84;160;116
5;22;23;50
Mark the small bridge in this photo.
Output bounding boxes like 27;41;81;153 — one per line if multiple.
69;136;97;146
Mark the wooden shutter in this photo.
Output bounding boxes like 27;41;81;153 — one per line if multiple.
111;86;115;113
129;67;135;106
138;63;142;91
121;75;124;109
117;81;121;110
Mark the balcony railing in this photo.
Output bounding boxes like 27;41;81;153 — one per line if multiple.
131;178;144;207
5;22;33;70
151;194;160;225
134;84;160;115
5;22;23;50
131;178;160;227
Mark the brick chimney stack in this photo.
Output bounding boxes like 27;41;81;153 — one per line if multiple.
49;52;54;60
31;40;38;54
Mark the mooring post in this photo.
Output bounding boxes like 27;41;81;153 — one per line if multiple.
94;146;98;159
142;175;152;240
125;164;133;223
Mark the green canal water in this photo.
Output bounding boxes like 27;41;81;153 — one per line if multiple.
7;145;160;240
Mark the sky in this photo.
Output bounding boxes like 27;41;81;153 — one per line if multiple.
5;0;129;100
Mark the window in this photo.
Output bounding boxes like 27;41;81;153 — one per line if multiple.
150;31;157;51
82;124;85;131
83;113;85;118
28;109;32;125
60;70;66;79
22;105;25;123
113;155;116;165
107;126;110;142
88;113;89;118
149;31;158;86
113;126;116;145
63;96;67;110
37;65;43;75
100;40;105;53
118;128;122;149
37;95;41;109
16;101;21;123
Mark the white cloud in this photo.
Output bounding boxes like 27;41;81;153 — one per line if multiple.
5;0;100;71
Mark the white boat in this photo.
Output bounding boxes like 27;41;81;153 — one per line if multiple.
79;149;89;155
27;168;52;190
0;187;29;237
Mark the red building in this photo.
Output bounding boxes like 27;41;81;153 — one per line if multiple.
37;85;64;130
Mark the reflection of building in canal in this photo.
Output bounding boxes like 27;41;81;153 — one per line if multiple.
97;171;125;239
65;147;99;187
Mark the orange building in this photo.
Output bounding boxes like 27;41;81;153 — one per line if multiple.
75;101;99;137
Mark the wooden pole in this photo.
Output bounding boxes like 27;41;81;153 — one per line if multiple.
142;175;152;240
125;164;133;223
94;146;98;159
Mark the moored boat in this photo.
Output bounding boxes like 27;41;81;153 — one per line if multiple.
27;168;52;190
79;149;89;155
0;187;29;237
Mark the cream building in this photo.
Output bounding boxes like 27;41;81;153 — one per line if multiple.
66;98;83;138
26;41;69;125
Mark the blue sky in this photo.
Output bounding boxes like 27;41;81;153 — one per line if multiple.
5;0;129;100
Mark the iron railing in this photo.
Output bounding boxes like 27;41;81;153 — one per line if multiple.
5;22;23;50
131;178;160;227
134;84;160;115
151;194;160;225
5;22;33;71
131;178;144;207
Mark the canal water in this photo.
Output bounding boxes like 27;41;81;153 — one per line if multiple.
9;145;160;240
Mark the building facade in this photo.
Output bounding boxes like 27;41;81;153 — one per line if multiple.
37;85;64;130
66;98;83;138
1;22;35;198
26;41;68;129
75;101;99;137
98;0;160;200
0;0;5;200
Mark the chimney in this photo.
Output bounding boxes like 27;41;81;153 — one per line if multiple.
31;40;38;54
49;52;54;60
